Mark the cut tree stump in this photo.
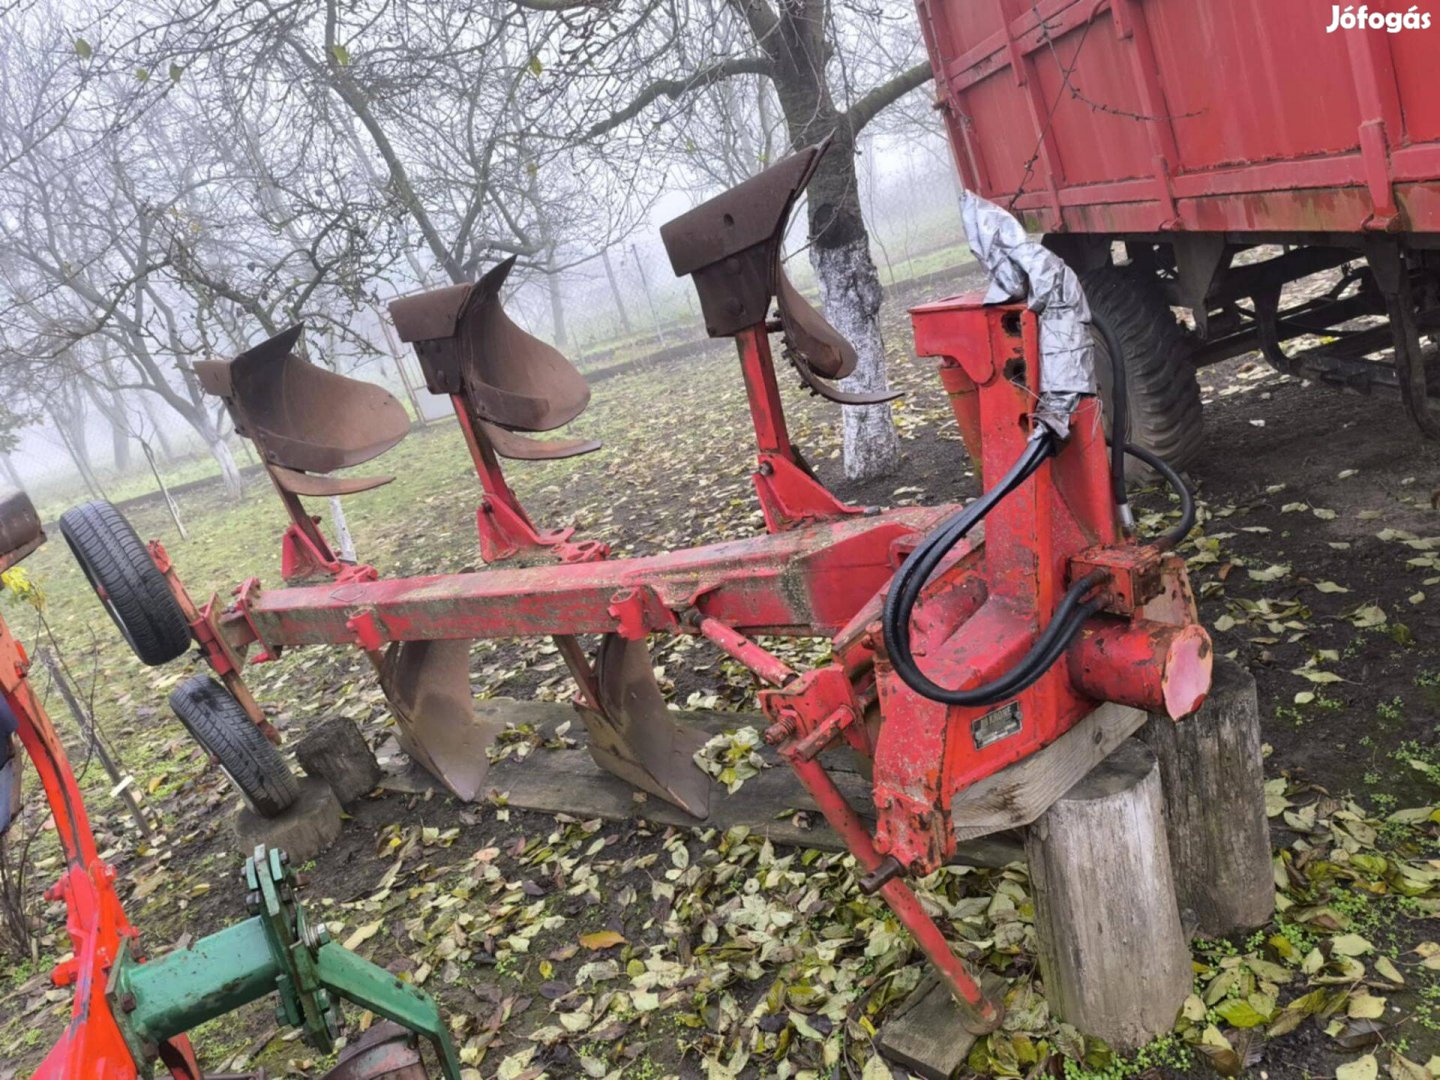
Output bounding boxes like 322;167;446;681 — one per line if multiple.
1026;738;1191;1050
1139;656;1274;936
295;717;382;806
231;776;341;863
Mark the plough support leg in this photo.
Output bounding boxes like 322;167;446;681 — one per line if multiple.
783;750;1004;1034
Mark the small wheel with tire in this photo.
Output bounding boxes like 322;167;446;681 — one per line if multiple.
1081;265;1204;479
58;501;191;667
169;675;299;817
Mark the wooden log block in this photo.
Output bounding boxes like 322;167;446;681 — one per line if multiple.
875;975;978;1080
231;777;341;863
1139;657;1274;937
1026;739;1191;1050
295;717;382;806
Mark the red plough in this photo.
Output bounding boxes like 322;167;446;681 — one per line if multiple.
67;142;1211;1031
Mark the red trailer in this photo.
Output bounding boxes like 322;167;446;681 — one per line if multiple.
916;0;1440;459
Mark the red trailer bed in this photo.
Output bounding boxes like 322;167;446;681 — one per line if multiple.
915;0;1440;448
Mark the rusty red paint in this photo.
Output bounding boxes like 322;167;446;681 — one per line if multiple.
735;326;864;531
151;541;280;745
1067;616;1213;718
694;616;797;687
783;752;1003;1031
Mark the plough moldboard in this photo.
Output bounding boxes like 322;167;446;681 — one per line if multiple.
60;141;1213;1035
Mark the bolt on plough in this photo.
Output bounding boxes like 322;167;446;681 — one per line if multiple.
65;141;1211;1033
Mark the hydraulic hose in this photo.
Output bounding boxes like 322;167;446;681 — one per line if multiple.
1094;313;1132;526
884;432;1058;642
1122;441;1197;552
880;429;1112;709
881;427;1197;710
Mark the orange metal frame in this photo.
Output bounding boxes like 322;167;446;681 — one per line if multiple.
1;615;200;1079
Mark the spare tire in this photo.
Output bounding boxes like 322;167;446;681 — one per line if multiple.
1082;265;1204;478
169;675;298;817
59;501;191;666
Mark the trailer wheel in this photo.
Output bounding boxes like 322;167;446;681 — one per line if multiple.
1082;266;1204;478
169;675;299;817
59;501;191;667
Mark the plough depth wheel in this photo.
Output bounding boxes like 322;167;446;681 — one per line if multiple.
59;500;191;666
169;674;300;817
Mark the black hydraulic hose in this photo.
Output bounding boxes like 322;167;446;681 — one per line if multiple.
881;431;1116;708
884;432;1057;639
885;549;1108;708
1095;314;1132;522
1122;441;1197;551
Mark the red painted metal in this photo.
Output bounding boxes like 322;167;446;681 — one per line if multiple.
279;515;342;583
452;395;610;565
783;750;1004;1033
1068;617;1211;717
734;326;864;532
154;297;1209;1029
916;0;1440;235
150;541;281;746
210;505;950;653
1;603;200;1079
693;615;798;688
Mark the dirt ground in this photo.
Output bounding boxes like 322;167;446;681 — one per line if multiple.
1;263;1438;1080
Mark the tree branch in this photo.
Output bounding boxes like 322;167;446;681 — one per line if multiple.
584;55;773;140
515;0;615;8
844;61;933;135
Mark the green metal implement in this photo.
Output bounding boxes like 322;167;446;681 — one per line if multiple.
107;845;461;1079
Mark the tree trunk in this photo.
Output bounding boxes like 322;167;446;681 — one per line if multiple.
142;397;177;461
0;456;21;491
50;398;106;500
811;234;901;480
110;415;132;473
601;248;634;335
204;431;244;498
750;0;902;482
547;249;568;349
58;427;105;500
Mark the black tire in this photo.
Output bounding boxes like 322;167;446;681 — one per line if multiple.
59;501;191;667
1082;265;1204;479
169;675;299;817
